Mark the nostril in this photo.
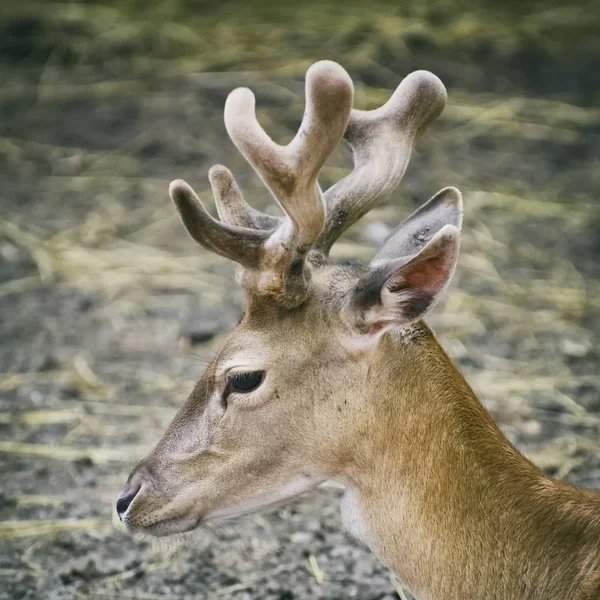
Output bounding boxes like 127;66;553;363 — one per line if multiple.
116;486;140;521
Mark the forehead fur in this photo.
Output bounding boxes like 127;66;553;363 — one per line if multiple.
237;259;430;351
242;261;368;319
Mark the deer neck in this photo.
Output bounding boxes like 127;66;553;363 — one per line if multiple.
338;324;600;600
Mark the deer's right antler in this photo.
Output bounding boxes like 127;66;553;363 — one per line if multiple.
171;61;352;306
170;61;446;307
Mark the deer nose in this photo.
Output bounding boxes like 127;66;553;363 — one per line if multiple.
116;485;140;521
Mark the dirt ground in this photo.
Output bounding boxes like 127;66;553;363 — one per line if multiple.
1;2;599;599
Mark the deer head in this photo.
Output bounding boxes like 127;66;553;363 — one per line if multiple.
117;61;462;537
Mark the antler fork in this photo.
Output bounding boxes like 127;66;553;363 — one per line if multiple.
169;61;446;307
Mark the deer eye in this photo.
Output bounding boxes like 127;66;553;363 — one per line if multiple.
226;371;264;394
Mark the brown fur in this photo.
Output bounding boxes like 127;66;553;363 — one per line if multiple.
119;59;600;599
349;330;600;599
121;267;600;599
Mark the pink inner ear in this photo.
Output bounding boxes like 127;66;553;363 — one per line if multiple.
388;250;454;296
355;227;460;334
410;254;450;292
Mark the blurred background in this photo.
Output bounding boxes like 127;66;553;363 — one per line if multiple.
1;1;599;598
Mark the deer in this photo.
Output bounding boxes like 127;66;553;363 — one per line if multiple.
116;60;600;599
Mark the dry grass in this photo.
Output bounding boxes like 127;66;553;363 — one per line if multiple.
0;1;598;598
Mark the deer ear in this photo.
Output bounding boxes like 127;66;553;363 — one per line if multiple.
347;223;460;336
373;187;462;262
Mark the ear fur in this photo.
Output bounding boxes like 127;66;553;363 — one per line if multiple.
348;223;461;336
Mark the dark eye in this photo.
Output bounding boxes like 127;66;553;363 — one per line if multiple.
226;371;264;394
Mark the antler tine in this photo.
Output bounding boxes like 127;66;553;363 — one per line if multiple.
315;70;447;255
225;60;353;249
170;63;444;307
208;165;280;230
169;179;270;267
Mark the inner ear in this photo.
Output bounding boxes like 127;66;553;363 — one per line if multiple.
387;238;456;296
348;225;460;335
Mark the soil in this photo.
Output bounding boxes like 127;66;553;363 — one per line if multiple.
1;2;599;599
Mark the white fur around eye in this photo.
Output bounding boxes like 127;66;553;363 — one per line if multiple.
227;365;258;374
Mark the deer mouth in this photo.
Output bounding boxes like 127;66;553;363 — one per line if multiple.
141;515;199;537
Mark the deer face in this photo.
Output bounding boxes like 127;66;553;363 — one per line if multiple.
118;288;355;535
117;60;461;536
